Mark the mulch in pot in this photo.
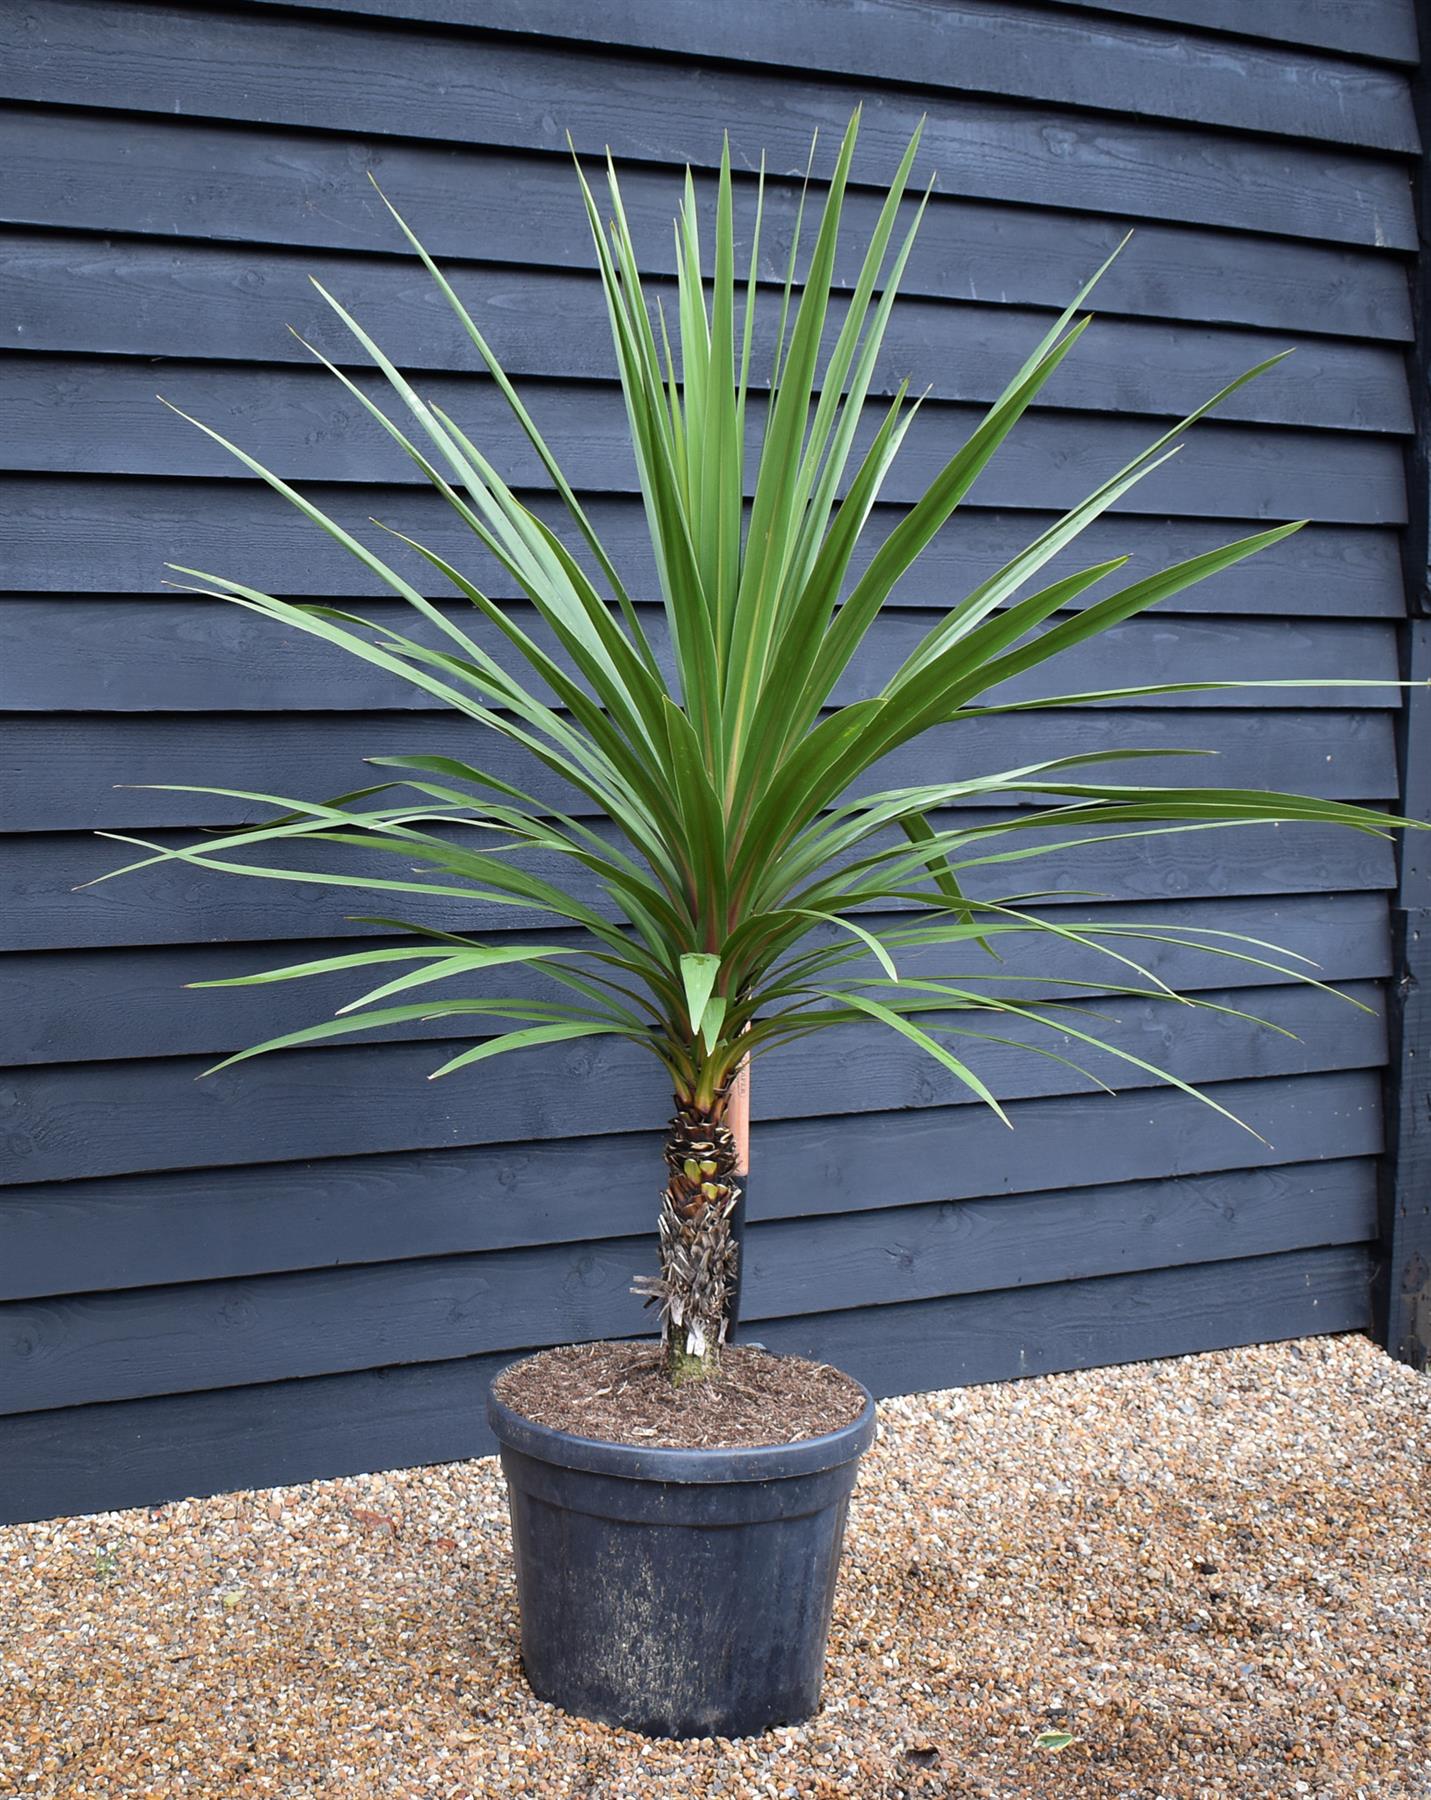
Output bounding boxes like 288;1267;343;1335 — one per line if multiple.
490;1340;867;1449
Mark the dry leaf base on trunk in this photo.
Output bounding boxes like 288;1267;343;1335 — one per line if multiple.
631;1095;744;1385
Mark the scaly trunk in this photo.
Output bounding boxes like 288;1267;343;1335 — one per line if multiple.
632;1090;741;1384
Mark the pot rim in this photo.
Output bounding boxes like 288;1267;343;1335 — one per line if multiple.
487;1373;877;1484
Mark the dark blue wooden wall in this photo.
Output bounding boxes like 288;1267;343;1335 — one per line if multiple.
0;0;1421;1523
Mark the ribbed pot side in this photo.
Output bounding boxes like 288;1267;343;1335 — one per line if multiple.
487;1383;877;1740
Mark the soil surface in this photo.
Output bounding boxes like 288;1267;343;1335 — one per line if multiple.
490;1340;868;1448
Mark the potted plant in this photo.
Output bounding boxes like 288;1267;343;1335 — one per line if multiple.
97;112;1418;1738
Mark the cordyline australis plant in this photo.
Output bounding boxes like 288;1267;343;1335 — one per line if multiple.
95;111;1417;1385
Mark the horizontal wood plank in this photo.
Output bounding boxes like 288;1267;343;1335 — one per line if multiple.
0;1345;522;1526
0;1069;1383;1300
1042;0;1419;65
1;361;1407;523
2;3;1414;246
9;237;1411;434
0;1157;1376;1414
745;1157;1378;1317
0;980;1389;1186
1;892;1390;1067
0;1244;1374;1523
2;705;1396;836
7;481;1407;618
244;0;1420;150
12;815;1397;953
0;1232;649;1414
0;600;1399;714
5;108;1411;340
766;1243;1374;1392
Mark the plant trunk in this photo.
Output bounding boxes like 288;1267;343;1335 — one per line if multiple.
632;1091;741;1384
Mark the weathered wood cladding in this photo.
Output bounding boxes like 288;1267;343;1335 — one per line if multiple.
0;0;1419;1523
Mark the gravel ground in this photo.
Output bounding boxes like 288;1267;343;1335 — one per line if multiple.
2;1332;1427;1800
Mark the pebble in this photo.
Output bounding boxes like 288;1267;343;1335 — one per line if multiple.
0;1333;1426;1797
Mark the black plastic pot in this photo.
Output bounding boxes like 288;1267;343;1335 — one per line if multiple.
487;1374;876;1740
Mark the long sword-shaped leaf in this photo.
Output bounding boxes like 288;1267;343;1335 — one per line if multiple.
200;998;616;1077
811;988;1012;1124
427;1019;625;1080
189;944;574;992
371;173;658;666
723;113;862;771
